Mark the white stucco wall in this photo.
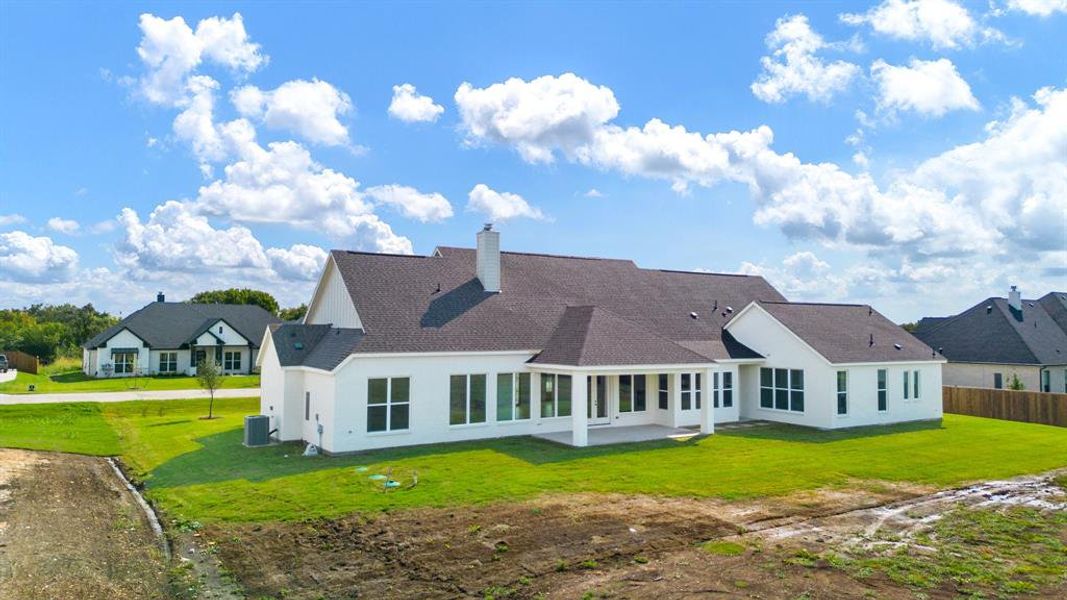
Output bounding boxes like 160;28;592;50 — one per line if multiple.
87;329;149;377
305;259;362;328
727;305;943;429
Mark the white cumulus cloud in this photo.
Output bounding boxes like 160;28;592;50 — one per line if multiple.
1007;0;1067;16
751;14;860;104
0;214;27;228
266;244;328;281
365;184;453;223
388;83;444;123
232;78;352;146
455;73;620;163
136;12;266;106
0;231;79;282
871;58;979;117
46;217;81;235
840;0;1002;50
466;184;545;222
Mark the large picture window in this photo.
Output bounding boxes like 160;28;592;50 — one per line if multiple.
223;351;241;371
114;352;136;374
496;373;531;421
540;374;572;418
658;374;669;410
760;367;804;412
367;377;410;432
450;374;486;425
836;370;848;415
618;375;647;412
159;352;177;373
877;368;888;412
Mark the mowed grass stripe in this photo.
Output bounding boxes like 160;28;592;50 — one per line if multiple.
1;398;1066;523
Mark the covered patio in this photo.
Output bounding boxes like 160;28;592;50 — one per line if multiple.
533;424;700;446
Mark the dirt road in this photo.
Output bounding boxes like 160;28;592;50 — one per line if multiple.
0;449;168;600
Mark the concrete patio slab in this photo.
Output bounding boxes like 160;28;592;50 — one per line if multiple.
534;424;701;446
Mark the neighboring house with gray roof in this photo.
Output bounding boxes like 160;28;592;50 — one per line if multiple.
82;293;280;377
914;287;1067;393
258;226;943;453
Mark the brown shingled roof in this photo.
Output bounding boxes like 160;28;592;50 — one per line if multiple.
329;247;786;361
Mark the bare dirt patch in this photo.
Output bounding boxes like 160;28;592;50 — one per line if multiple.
207;480;929;599
0;448;168;600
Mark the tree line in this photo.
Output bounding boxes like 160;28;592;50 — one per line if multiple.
1;289;307;363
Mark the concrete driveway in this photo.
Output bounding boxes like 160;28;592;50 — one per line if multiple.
0;387;260;405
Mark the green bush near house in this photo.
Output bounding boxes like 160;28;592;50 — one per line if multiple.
0;399;1065;525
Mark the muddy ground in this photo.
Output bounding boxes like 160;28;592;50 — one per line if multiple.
210;474;1067;600
0;449;168;600
209;480;947;599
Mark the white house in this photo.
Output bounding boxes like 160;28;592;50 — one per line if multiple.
82;294;280;377
258;226;943;453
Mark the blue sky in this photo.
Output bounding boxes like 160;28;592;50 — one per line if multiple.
1;0;1064;321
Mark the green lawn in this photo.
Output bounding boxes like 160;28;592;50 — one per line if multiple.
0;369;259;394
1;398;1066;524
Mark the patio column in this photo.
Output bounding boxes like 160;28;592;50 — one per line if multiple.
700;367;715;435
571;373;588;447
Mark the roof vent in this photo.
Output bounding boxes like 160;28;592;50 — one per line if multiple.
869;333;874;347
294;342;304;350
156;291;165;303
689;312;698;319
986;305;993;314
893;343;902;350
725;306;733;313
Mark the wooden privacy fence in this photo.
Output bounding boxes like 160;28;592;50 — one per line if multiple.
943;386;1067;428
0;350;39;375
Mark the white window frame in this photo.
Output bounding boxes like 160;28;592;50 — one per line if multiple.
223;350;241;371
617;374;647;413
657;374;669;410
496;372;531;422
159;352;178;373
877;368;888;412
759;367;804;413
540;374;572;418
680;372;701;411
114;352;136;374
367;377;411;433
836;370;848;416
450;374;487;426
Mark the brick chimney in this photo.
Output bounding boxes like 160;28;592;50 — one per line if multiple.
476;224;501;293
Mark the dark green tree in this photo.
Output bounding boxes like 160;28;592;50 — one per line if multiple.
188;289;280;315
279;304;308;322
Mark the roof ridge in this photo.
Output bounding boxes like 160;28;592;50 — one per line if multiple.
760;300;868;308
334;249;432;259
434;245;636;263
652;268;759;278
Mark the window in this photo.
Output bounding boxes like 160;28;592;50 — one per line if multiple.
114;352;136;374
759;367;804;412
450;374;486;425
903;371;910;400
305;391;310;421
877;369;888;412
713;372;719;408
496;373;531;421
1041;370;1051;393
618;375;647;412
658;374;669;410
679;373;702;411
159;352;177;373
218;326;224;334
722;372;733;408
223;351;241;371
1063;370;1066;393
540;374;572;418
194;350;206;367
993;372;1003;389
836;371;848;415
913;370;921;399
367;377;410;432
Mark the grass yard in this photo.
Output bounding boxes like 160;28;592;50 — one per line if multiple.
1;397;1066;524
0;369;259;394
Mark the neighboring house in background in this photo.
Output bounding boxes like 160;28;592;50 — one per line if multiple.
914;287;1067;393
82;293;280;377
258;226;942;454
